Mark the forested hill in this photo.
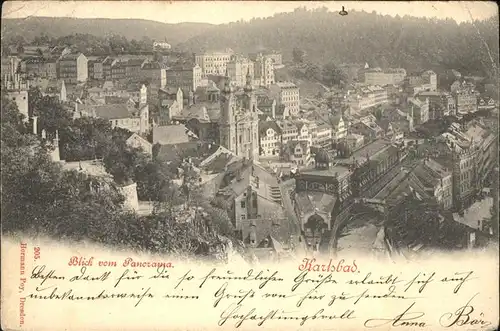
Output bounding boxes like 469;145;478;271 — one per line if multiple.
177;8;499;77
1;17;214;45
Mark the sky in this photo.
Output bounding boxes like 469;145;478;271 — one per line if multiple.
2;1;498;25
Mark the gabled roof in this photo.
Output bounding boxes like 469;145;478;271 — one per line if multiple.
259;120;282;135
94;104;131;120
152;124;198;145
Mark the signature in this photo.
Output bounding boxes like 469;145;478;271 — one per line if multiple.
439;293;492;328
364;302;426;328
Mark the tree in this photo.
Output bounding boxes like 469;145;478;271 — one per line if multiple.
292;47;306;64
322;63;348;87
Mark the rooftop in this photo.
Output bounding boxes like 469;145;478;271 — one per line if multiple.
152;124;198;145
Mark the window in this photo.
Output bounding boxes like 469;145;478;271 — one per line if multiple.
240;201;246;208
241;215;246;220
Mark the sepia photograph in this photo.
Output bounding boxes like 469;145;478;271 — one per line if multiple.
1;1;499;330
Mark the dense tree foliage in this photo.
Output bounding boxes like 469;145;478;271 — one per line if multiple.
2;90;238;257
178;8;499;78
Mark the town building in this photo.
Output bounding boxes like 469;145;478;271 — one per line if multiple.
1;56;21;77
126;133;153;155
416;91;456;119
165;64;202;95
2;73;29;119
195;49;234;76
87;57;105;80
259;121;282;157
57;53;88;83
408;97;430;125
158;87;184;125
125;58;147;80
282;140;311;167
269;82;300;117
411;158;453;210
364;67;407;86
253;53;275;87
218;71;260;160
139;62;166;88
347;85;388;112
451;81;479;117
89;103;149;135
294;151;352;250
227;56;254;87
153;41;171;50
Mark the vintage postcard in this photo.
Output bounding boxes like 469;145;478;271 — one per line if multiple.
1;1;499;330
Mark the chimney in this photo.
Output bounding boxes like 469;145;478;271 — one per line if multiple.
32;116;38;135
41;129;47;139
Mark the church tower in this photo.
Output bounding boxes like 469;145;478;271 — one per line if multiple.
219;72;236;153
243;68;259;161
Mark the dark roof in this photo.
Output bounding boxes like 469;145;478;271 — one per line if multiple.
152;125;198;145
126;58;147;66
241;218;294;247
60;53;84;60
259;120;282;135
94;104;131;120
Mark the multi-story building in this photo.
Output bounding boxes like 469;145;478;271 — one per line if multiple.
140;62;166;88
269;82;300;117
57;53;88;83
364;67;407;86
409;97;430;125
92;103;149;135
416;91;456;119
406;70;438;92
158;87;183;125
110;61;126;80
347;85;388;112
259;121;282;157
165;64;202;95
153;41;171;50
20;57;45;77
102;57;116;80
313;123;333;149
283;140;311;166
421;122;497;210
44;59;58;79
411;158;453;210
195;49;234;76
125;58;147;80
452;83;479;117
218;71;259;160
254;53;275;87
227;55;254;87
1;56;21;78
2;73;29;119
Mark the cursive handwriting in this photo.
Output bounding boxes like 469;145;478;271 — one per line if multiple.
219;303;355;328
364;302;426;328
439;293;492;328
31;265;65;286
199;268;283;290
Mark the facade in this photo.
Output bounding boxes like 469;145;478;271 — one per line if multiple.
3;74;30;119
294;151;352;250
416;91;456;119
409;97;430;125
1;56;21;78
93;104;149;135
347;85;388;111
259;121;282;157
218;71;260;160
125;58;147;80
111;61;126;80
254;53;275;87
412;158;453;210
283;140;311;166
227;56;254;87
453;85;479;117
270;82;300;117
158;87;184;125
364;68;407;85
165;64;202;95
195;49;234;76
58;53;88;83
140;62;167;88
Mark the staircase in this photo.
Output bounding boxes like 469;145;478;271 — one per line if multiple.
269;186;283;204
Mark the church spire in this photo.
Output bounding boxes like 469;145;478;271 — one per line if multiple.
223;69;234;94
244;67;253;93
